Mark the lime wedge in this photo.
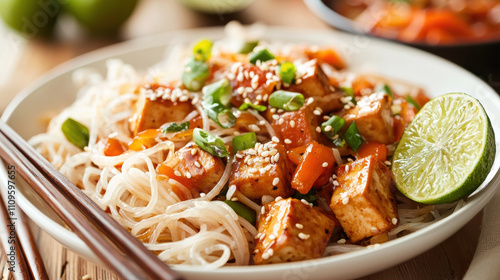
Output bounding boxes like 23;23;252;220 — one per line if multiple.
392;93;496;204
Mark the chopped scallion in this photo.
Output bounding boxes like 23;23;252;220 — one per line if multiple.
239;41;259;54
202;79;232;107
249;49;275;65
279;62;296;85
345;121;364;152
321;116;345;140
238;102;267;112
204;103;236;129
406;95;421;110
341;87;357;105
193;39;213;62
163;122;190;133
61;118;89;150
223;200;256;224
182;59;209;92
232;132;257;154
193;128;229;158
292;189;317;204
268;90;304;111
379;84;393;98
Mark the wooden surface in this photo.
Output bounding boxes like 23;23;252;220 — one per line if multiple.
0;0;489;279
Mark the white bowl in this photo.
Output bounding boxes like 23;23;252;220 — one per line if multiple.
2;26;500;280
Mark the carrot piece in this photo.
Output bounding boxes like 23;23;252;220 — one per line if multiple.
291;141;336;194
306;48;346;69
157;164;193;189
393;115;406;143
352;76;374;96
356;142;388;162
287;145;308;165
104;138;126;157
400;101;418;124
128;129;159;151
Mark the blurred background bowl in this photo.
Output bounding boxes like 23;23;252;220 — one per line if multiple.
177;0;255;14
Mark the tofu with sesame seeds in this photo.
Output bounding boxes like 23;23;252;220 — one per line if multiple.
130;84;194;136
269;105;325;150
342;92;394;144
229;142;292;200
254;198;335;264
227;64;276;108
286;59;344;113
164;144;224;194
329;155;398;243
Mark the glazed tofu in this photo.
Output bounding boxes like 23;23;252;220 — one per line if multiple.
330;155;398;243
130;85;194;136
228;142;292;199
342;92;394;144
269;105;323;150
254;198;336;264
165;144;224;194
227;63;276;108
286;59;343;113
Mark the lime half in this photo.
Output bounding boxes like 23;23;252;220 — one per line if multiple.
392;93;496;204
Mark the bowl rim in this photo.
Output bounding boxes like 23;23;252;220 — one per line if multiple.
1;25;500;277
303;0;500;49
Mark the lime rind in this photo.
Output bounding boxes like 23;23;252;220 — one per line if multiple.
392;93;496;204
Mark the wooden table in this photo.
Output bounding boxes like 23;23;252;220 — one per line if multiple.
0;0;487;279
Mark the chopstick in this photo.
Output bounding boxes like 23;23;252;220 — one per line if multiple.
0;121;183;280
0;193;32;280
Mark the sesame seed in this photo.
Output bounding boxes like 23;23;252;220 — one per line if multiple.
254;248;260;253
298;233;310;240
344;105;351;110
307;97;314;105
263;94;269;102
290;120;296;128
337;239;346;244
277;109;284;113
268;234;276;240
385;161;392;166
324;125;332;132
313;110;321;116
347;158;353;162
265;215;272;222
191;148;197;155
333;180;339;186
323;115;330;120
261;206;266;214
274;153;280;162
322;162;328;168
231;197;239;201
296;78;303;85
250;124;260;131
316;126;321;133
278;118;285;125
185;172;192;179
371;227;379;234
272;178;280;186
284;139;292;144
342;197;349;205
275;196;283;202
248;149;257;155
392;218;398;225
272;136;280;143
261;151;270;157
300;199;310;206
179;96;189;102
174;170;181;177
194;161;201;168
295;223;304;229
268;248;274;256
272;114;280;120
200;193;206;197
227;73;236;80
237;72;244;82
262;252;270;260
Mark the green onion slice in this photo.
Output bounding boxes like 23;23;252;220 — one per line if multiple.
182;59;209;92
332;136;346;148
239;41;259;54
238;102;267;112
193;128;229;158
340;87;357;105
232;132;257;154
321;116;345;140
268;90;304;111
163;121;190;133
193;39;213;62
378;84;393;98
249;49;275;65
202;79;232;107
345;121;364;152
61;118;89;150
292;188;317;204
406;95;421;110
279;62;296;85
223;200;256;224
204;103;236;129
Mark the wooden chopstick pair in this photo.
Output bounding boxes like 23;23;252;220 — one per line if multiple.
0;120;183;280
0;194;48;280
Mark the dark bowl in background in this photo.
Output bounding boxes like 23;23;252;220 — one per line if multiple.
304;0;500;93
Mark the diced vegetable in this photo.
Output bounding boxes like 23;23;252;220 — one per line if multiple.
163;121;190;133
340;87;357;105
128;129;160;151
345;122;364;152
104;138;125;157
193;128;229;158
239;41;259;54
204;103;236;128
378;84;393;98
182;59;209;91
249;49;275;65
203;79;232;106
61;118;89;150
279;62;296;85
406;95;421;110
356;142;388;162
223;200;256;224
238;103;267;112
232;132;257;154
193;39;213;62
287;145;308;165
321;116;345;140
157;164;192;189
291;188;317;204
291;141;335;194
268;90;305;111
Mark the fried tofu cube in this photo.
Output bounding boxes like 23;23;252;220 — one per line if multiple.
269;105;323;150
342;92;394;144
330;155;398;243
254;198;336;264
165;144;225;194
229;142;292;199
227;64;276;108
286;59;343;113
130;85;194;136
